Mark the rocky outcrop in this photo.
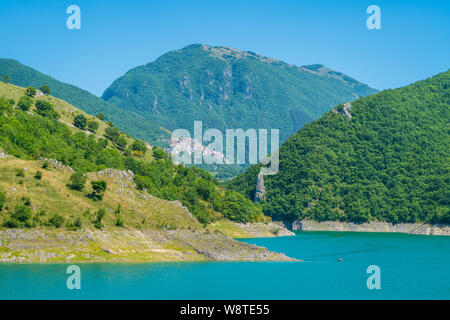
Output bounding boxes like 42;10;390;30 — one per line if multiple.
254;171;266;202
0;149;7;159
292;220;450;236
89;169;135;188
0;228;297;263
332;102;352;120
39;158;74;172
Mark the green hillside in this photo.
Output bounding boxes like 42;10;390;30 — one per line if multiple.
103;44;377;143
226;71;450;225
0;82;267;229
0;58;169;146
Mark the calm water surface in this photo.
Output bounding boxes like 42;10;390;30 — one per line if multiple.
0;231;449;299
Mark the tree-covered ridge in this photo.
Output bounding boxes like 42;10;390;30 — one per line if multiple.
0;84;266;225
0;58;169;146
226;70;450;224
102;44;377;143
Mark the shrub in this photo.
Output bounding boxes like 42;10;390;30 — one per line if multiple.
35;100;60;119
3;219;20;228
15;168;25;177
25;86;36;97
104;127;120;141
73;114;87;130
40;85;51;95
12;205;32;223
48;214;65;228
131;140;147;153
115;217;124;227
68;172;86;191
152;146;166;160
21;196;31;206
96;113;105;120
17;96;32;111
91;180;107;200
66;217;82;230
93;208;106;229
0;191;6;211
34;171;42;180
87;120;99;133
42;161;49;169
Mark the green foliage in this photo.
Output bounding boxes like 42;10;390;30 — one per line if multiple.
17;95;32;111
1;75;10;83
91;180;107;200
96;113;105;120
87;120;99;133
152;146;166;160
68;172;86;191
34;171;42;180
12;205;32;224
15;168;25;177
102;44;376;149
25;86;36;97
115;216;124;227
48;214;65;228
35;100;60;119
227;71;450;225
0;85;265;224
0;58;169;146
0;97;13;116
0;191;6;211
66;217;82;230
93;208;106;229
105;126;120;141
40;85;51;95
73;114;87;130
131;140;147;153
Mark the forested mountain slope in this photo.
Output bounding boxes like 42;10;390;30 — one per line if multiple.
226;71;450;225
103;44;377;143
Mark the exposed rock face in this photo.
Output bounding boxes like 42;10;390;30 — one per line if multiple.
0;150;7;159
254;171;266;202
332;102;352;120
90;169;135;187
342;102;352;119
39;158;74;172
292;220;450;236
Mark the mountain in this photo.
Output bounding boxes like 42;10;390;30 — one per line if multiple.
225;71;450;225
102;44;377;143
0;58;169;146
0;82;268;227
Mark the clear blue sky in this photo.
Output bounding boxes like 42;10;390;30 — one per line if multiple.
0;0;448;96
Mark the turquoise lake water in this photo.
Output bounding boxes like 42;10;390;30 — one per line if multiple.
0;231;449;299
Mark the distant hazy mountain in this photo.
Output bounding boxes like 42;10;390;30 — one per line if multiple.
225;70;450;225
103;44;377;143
0;58;169;146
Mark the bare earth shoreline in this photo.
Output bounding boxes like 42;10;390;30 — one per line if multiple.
292;220;450;236
0;222;297;263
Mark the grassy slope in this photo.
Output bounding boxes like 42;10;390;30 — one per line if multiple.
0;82;155;163
0;58;169;146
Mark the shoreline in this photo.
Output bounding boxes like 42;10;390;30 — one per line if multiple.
0;226;297;263
292;220;450;236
